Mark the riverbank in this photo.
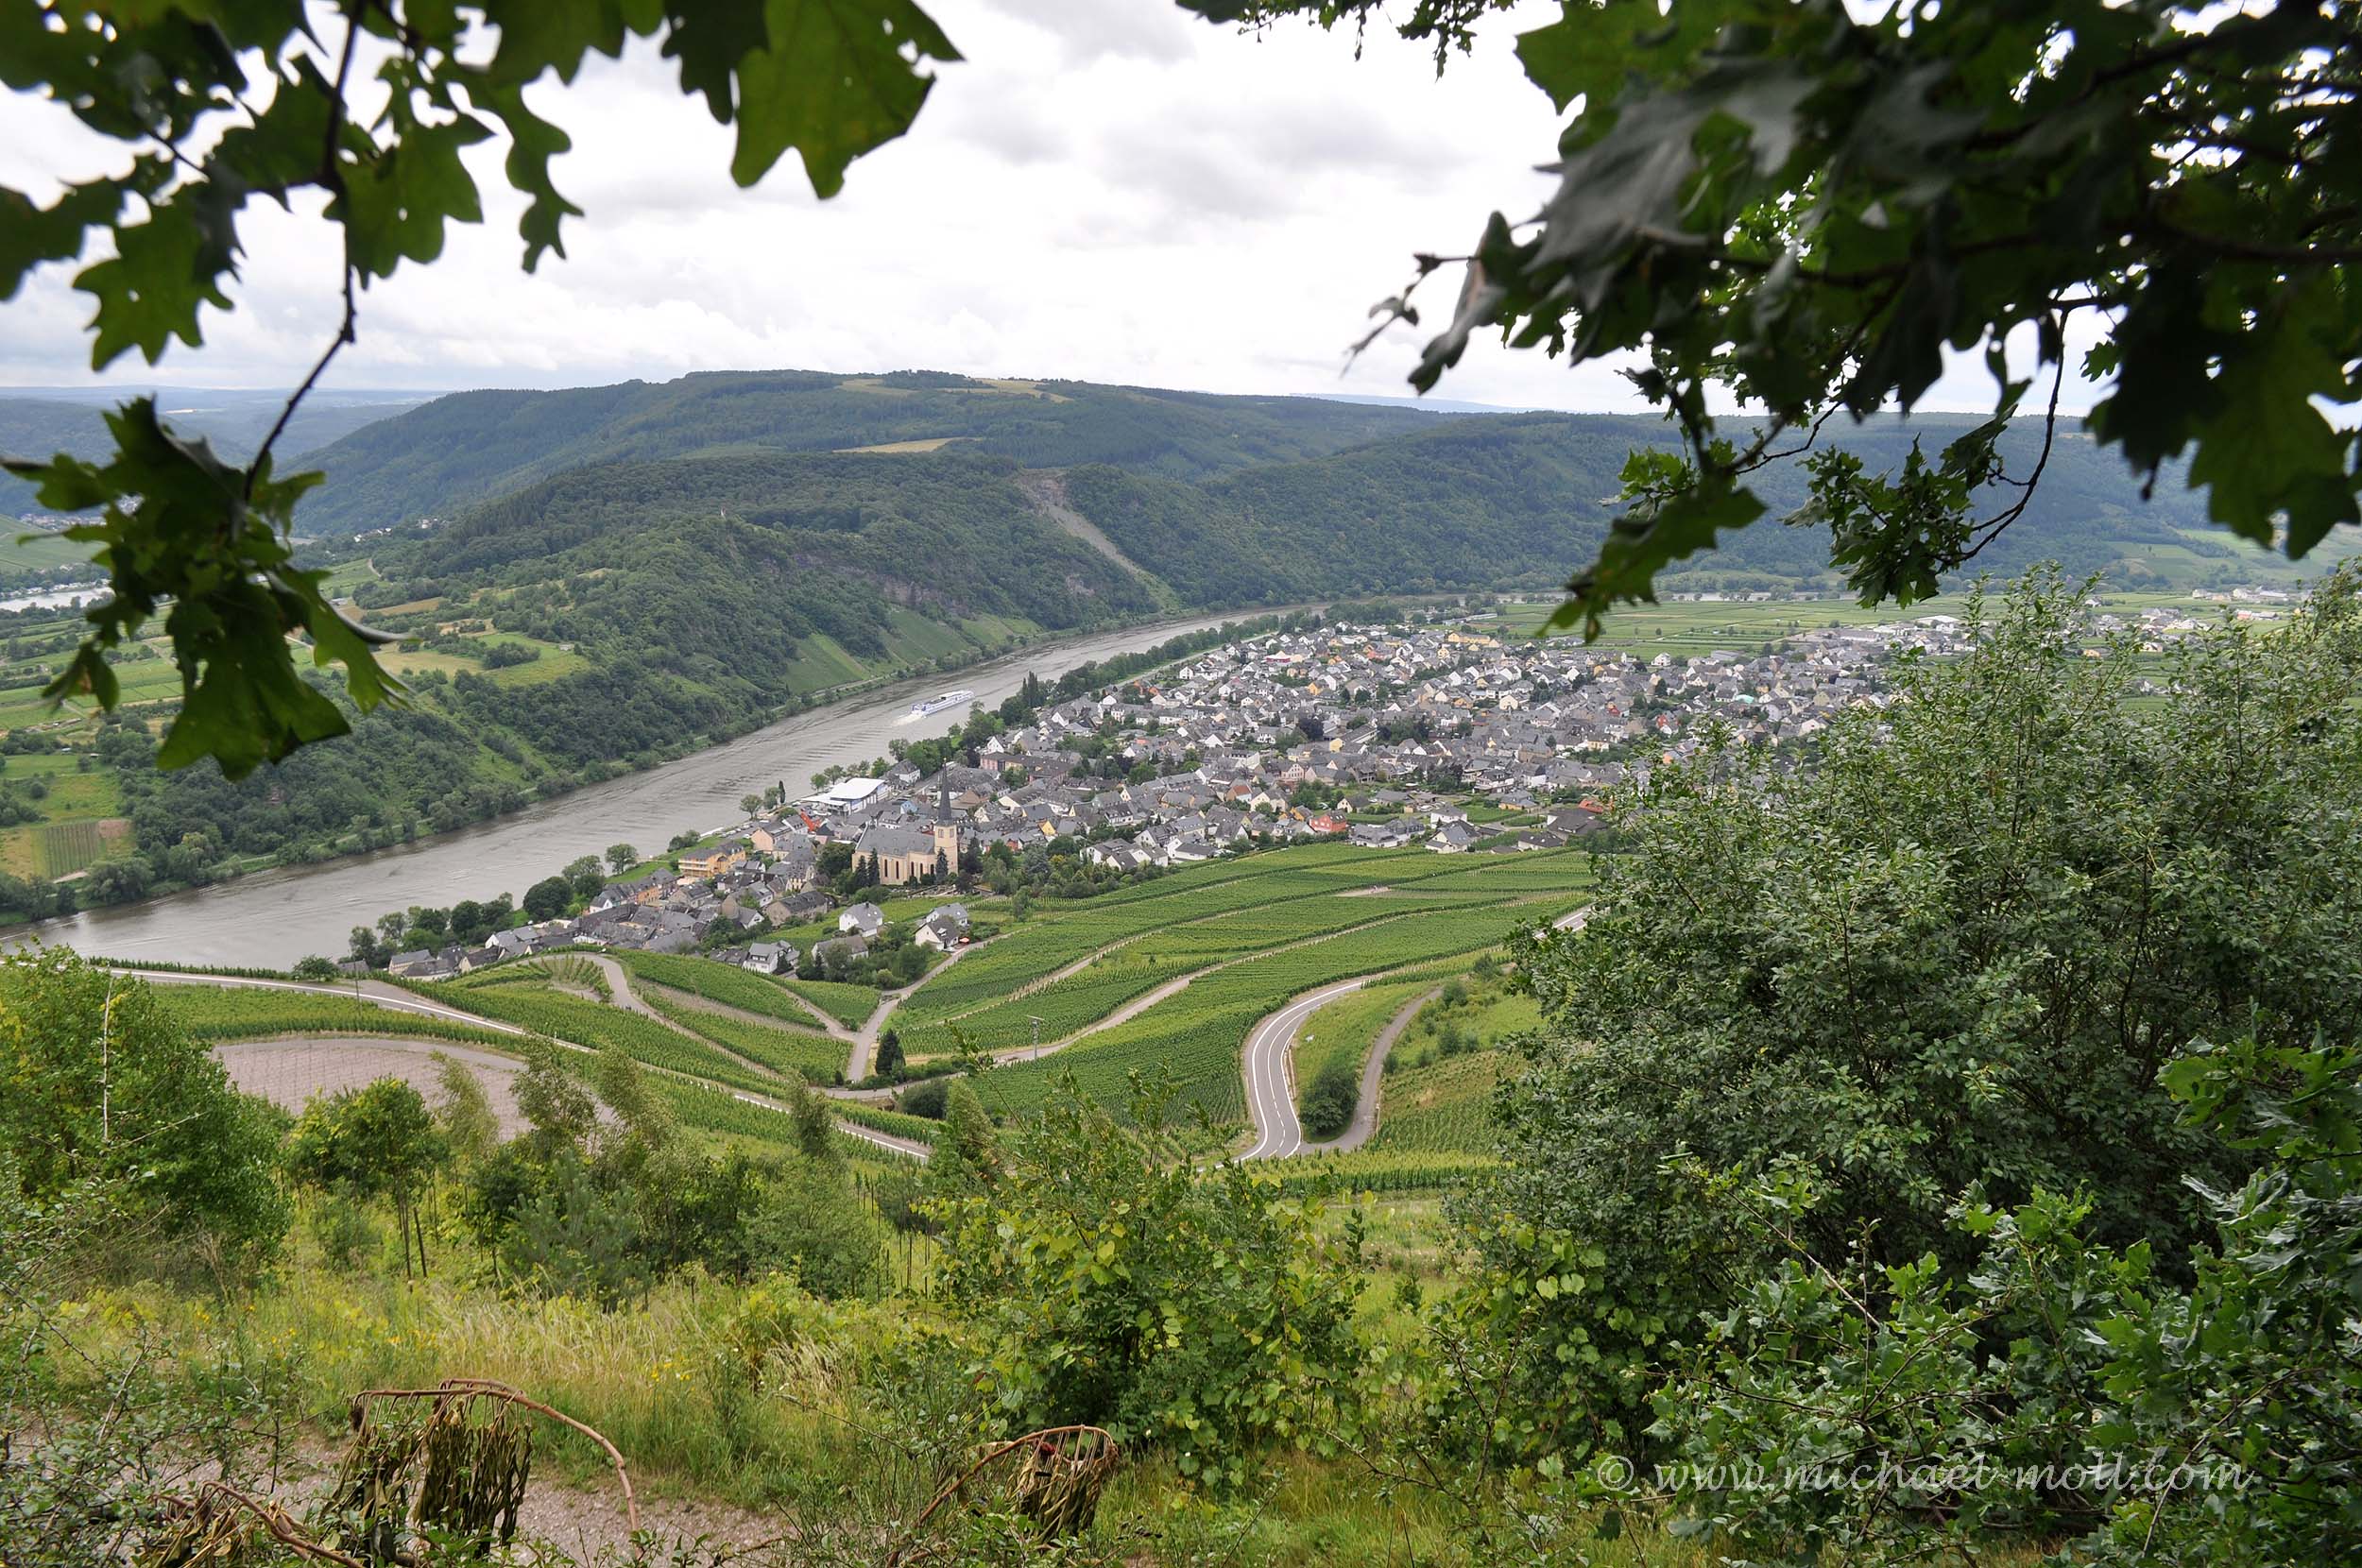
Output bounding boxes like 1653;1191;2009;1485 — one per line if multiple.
9;605;1322;968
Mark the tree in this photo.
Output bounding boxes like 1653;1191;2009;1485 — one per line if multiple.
1475;569;2362;1458
432;1052;500;1167
290;955;340;981
932;1079;1364;1482
283;1076;450;1278
563;855;606;898
929;1080;1001;1197
740;793;763;818
873;1029;905;1081
745;1158;886;1301
606;844;641;876
0;952;287;1260
1296;1056;1358;1141
513;1038;597;1156
1233;0;2361;629
522;875;573;923
781;1076;835;1163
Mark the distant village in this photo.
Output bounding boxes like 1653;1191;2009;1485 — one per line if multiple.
385;594;2269;982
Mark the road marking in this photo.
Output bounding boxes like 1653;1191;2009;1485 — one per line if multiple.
1239;977;1368;1162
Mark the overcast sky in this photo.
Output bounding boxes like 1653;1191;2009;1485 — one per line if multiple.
0;0;2038;412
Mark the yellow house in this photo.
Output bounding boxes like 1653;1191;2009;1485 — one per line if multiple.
677;844;746;878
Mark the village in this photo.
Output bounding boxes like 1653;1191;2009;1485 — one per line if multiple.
381;595;2247;984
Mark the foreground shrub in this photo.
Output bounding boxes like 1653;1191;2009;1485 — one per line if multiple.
933;1078;1363;1487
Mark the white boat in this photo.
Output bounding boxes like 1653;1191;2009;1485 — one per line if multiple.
908;689;976;718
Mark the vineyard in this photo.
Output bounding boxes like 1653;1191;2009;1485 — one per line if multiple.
1370;1051;1504;1155
36;818;107;878
779;978;881;1030
974;897;1571;1126
1292;979;1439;1123
832;1099;943;1146
889;846;1446;1028
610;950;833;1030
1254;1146;1498;1195
635;987;845;1084
442;979;792;1099
154;985;519;1049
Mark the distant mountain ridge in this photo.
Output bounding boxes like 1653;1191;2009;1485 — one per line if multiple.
288;369;1469;535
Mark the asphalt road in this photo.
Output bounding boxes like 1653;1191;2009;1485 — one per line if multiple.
1237;977;1372;1161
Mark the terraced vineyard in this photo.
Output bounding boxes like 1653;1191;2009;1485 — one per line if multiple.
636;987;844;1083
890;847;1444;1029
612;950;835;1029
779;978;881;1029
973;896;1574;1125
152;986;517;1048
1371;1051;1504;1154
437;978;791;1099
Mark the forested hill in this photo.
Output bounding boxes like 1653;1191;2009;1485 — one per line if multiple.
365;450;1165;691
289;368;1463;536
0;389;421;520
1057;411;2267;604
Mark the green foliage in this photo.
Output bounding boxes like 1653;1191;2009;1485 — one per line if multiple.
0;951;287;1257
292;370;1456;535
1220;0;2361;625
1;401;399;777
747;1156;888;1301
1297;1056;1359;1142
1639;1027;2362;1567
283;1075;449;1274
1;0;960;772
932;1081;1363;1484
1480;568;2362;1462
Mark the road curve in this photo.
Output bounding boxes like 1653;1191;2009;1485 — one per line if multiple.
1238;977;1372;1161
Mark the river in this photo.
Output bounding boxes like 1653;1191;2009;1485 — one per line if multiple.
27;610;1267;969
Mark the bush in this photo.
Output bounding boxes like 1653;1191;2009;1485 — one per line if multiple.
898;1077;950;1119
933;1079;1363;1485
1297;1056;1359;1140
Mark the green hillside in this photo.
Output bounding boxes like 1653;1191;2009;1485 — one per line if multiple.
287;368;1465;534
0;390;421;534
1062;413;2311;603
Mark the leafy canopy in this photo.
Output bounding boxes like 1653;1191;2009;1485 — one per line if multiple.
1210;0;2362;631
1;0;958;775
1471;567;2362;1461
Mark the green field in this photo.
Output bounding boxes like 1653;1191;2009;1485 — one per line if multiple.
0;531;97;577
973;895;1576;1128
1371;1050;1504;1155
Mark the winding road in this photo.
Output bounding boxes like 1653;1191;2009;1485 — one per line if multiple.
1234;903;1590;1162
1238;978;1372;1160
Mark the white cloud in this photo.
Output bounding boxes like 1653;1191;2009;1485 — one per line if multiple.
0;0;2060;418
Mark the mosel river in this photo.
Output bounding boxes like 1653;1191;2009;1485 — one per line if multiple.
26;611;1268;969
